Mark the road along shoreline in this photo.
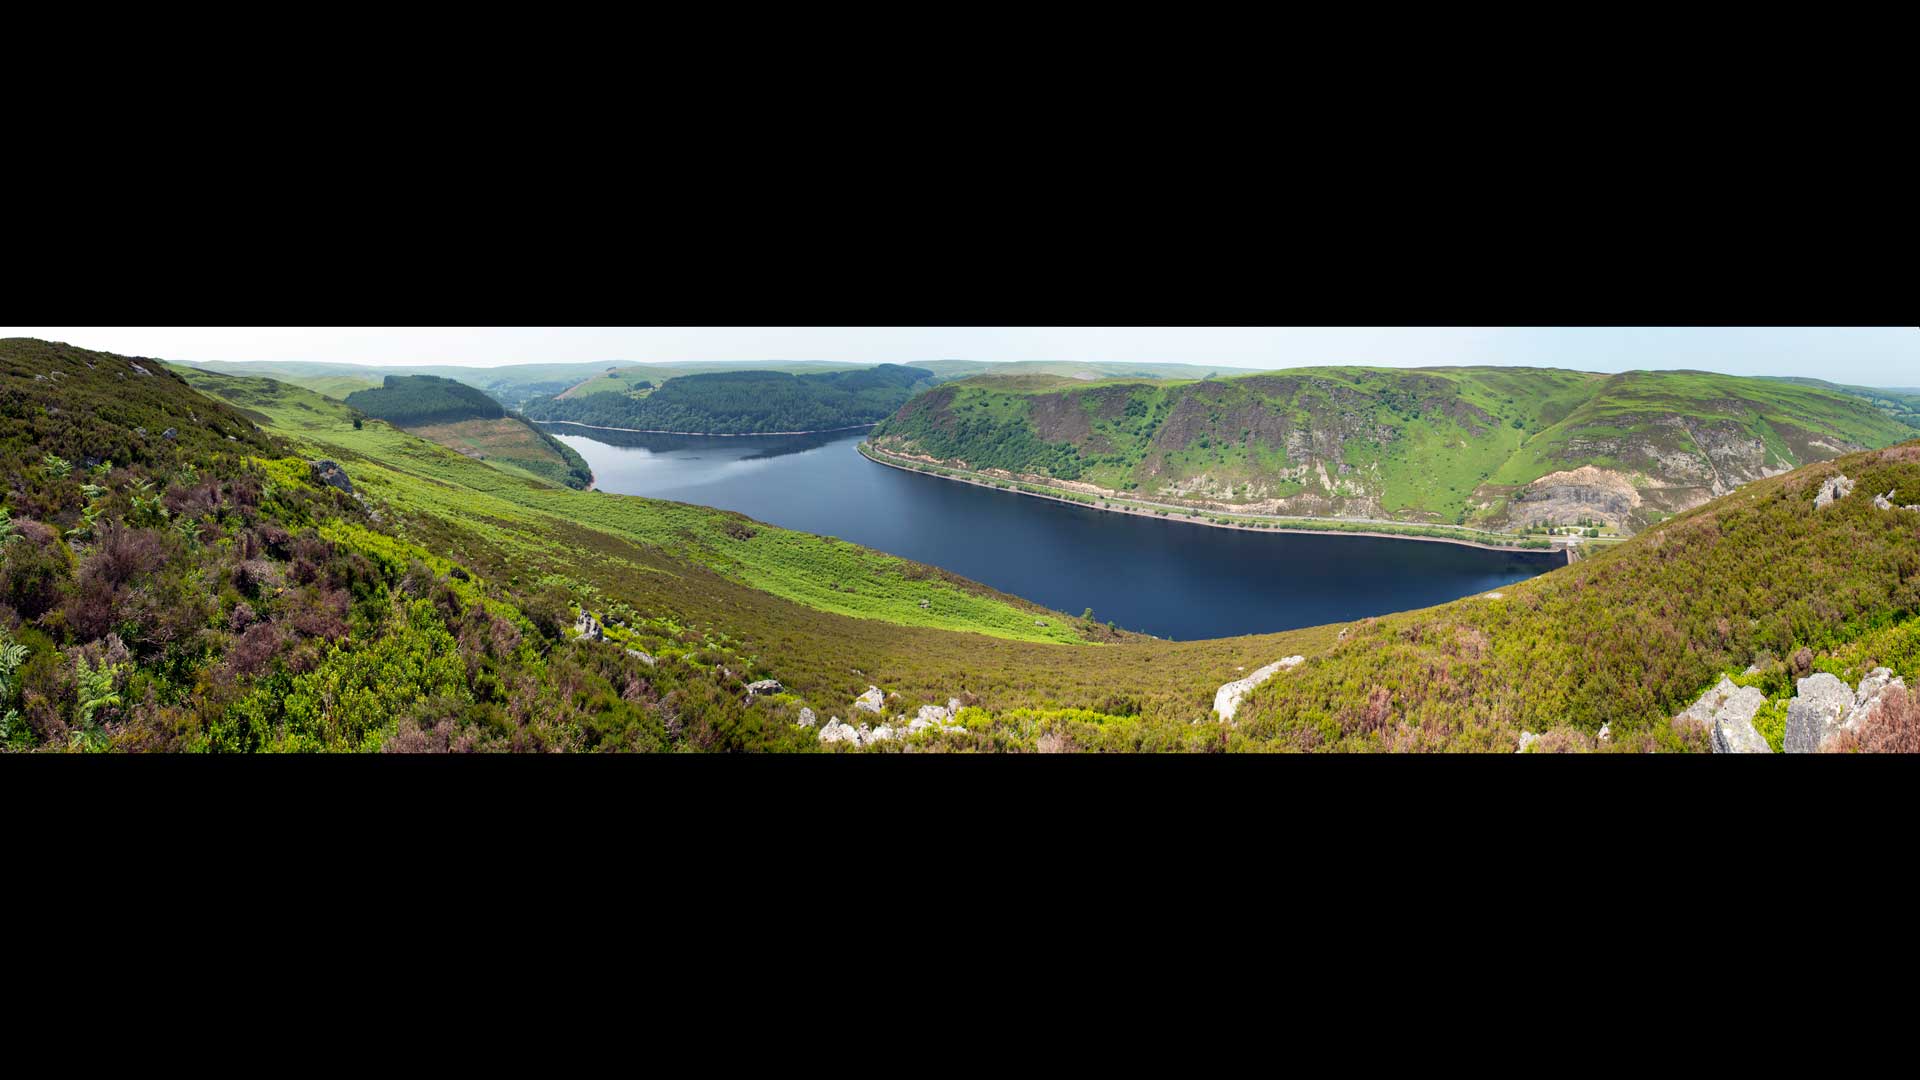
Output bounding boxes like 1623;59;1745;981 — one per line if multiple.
858;442;1574;562
534;420;880;438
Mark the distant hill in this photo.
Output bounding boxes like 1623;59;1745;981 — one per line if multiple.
523;364;936;434
1767;377;1920;429
868;366;1918;534
345;375;505;427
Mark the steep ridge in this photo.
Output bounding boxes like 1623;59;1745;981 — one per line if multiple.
869;367;1916;535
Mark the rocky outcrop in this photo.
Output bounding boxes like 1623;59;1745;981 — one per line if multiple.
1784;667;1909;752
818;718;863;745
1213;656;1305;722
1813;474;1854;509
852;686;885;715
625;649;655;666
1783;673;1856;752
572;609;604;642
310;460;354;494
796;707;817;728
744;678;782;702
1677;676;1772;753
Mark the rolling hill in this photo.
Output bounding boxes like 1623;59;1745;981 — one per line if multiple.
521;364;937;434
5;336;1915;754
867;366;1918;534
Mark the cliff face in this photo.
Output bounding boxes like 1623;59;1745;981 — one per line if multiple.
869;367;1916;534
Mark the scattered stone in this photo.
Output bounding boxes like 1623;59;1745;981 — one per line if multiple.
946;697;962;715
1813;474;1854;509
1783;672;1856;752
918;599;930;609
1212;656;1305;723
744;678;782;701
1597;722;1612;744
130;363;153;377
852;686;885;715
625;649;656;666
796;707;816;728
161;428;177;440
1873;488;1896;510
818;719;863;745
573;609;604;642
1035;619;1047;627
867;724;894;743
309;459;354;494
1516;731;1540;753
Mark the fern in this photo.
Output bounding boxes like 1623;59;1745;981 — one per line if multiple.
74;654;123;731
42;453;71;480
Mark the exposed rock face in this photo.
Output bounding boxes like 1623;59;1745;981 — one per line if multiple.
1784;673;1857;752
1508;466;1642;530
310;460;354;494
1814;474;1854;509
852;686;885;715
796;707;816;728
1213;656;1305;722
573;609;604;642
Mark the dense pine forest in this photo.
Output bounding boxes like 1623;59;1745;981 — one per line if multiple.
522;364;935;433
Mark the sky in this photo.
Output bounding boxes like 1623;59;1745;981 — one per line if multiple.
2;327;1914;386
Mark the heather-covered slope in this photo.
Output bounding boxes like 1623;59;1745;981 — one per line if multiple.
869;367;1916;534
1228;440;1920;750
8;336;1915;754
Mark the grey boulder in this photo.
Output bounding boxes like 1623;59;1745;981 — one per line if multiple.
1783;673;1856;753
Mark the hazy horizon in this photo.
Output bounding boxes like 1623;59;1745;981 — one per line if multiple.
2;327;1915;386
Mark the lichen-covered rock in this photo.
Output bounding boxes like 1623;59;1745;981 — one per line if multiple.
1872;488;1896;510
867;724;895;743
852;686;885;715
625;649;656;666
572;609;604;642
1597;722;1612;744
1709;686;1770;753
1212;656;1305;722
796;707;817;728
1813;474;1854;509
1516;731;1540;753
915;703;950;725
818;718;862;745
310;459;354;494
1784;672;1856;752
744;678;782;700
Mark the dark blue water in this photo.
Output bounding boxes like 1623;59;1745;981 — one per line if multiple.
545;426;1561;641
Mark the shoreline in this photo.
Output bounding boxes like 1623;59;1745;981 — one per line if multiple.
534;420;880;438
859;443;1573;562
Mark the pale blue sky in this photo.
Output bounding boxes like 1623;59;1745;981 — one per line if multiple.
3;327;1914;386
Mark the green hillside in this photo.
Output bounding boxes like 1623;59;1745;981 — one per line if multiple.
869;366;1917;534
523;364;937;434
7;336;1916;754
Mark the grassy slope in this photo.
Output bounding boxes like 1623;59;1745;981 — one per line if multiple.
179;368;1341;726
873;366;1916;530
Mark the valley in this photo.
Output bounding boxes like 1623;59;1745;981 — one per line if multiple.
3;335;1916;754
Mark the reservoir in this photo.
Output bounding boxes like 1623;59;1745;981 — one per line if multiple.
545;426;1562;641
